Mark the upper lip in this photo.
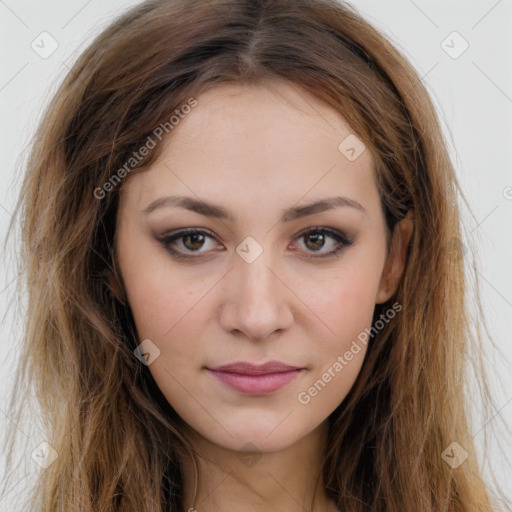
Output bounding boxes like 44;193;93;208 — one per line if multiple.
207;361;302;375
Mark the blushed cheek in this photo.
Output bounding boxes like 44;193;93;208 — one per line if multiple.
127;271;215;371
315;269;377;338
307;276;373;410
120;243;185;328
128;282;192;343
301;267;378;407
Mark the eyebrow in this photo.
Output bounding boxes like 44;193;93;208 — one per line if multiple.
142;194;367;222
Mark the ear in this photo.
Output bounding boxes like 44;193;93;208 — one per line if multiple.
375;209;414;304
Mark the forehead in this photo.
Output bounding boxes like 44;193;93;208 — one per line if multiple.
120;80;376;214
169;80;358;154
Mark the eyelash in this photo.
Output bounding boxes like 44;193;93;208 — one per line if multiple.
157;227;353;261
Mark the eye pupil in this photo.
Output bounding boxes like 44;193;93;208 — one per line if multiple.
305;232;325;250
184;233;205;250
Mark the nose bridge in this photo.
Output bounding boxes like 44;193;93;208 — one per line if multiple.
238;250;278;301
220;240;293;340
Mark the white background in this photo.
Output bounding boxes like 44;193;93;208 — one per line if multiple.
1;0;511;508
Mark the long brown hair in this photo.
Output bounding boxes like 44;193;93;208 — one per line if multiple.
1;0;508;510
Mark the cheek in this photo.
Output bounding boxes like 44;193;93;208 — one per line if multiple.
124;264;206;350
119;248;225;394
305;252;384;341
297;251;384;401
118;226;200;328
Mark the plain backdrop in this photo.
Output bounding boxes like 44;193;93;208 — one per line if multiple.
1;0;511;508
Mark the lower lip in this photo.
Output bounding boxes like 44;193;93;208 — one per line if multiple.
207;369;303;394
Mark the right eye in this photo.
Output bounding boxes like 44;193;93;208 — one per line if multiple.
158;228;224;259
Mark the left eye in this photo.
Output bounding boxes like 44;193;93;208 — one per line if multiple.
294;228;352;257
158;227;353;260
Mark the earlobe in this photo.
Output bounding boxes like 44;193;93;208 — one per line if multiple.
375;209;414;304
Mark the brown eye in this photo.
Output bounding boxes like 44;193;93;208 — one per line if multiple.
182;233;206;251
158;226;353;262
158;228;221;260
294;227;354;259
303;232;326;251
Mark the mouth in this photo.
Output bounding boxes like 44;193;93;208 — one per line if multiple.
206;361;305;395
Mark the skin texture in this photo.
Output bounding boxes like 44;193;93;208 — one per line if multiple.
116;80;413;512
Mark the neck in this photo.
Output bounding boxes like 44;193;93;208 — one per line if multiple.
180;421;337;512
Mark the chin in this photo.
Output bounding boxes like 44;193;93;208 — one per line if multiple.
187;410;321;455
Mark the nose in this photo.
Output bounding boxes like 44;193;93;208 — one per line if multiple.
219;248;295;342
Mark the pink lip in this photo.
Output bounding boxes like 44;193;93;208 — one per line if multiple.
207;361;304;395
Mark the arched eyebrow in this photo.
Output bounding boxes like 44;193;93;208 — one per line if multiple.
142;195;367;222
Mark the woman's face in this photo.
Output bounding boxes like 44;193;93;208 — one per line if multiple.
116;80;405;454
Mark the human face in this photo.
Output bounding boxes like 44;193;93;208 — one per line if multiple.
116;80;397;454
